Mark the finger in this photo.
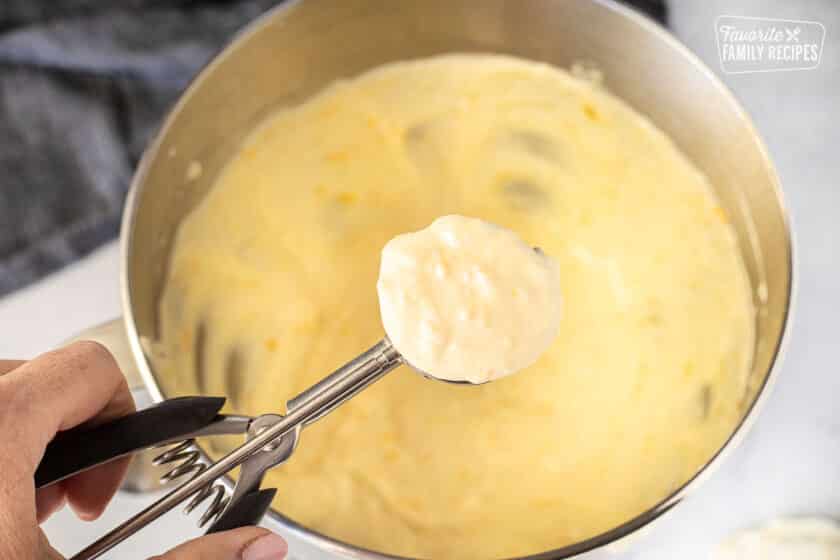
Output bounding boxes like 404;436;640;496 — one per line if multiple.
64;454;131;521
0;341;135;526
35;482;66;524
151;527;288;560
0;359;24;375
1;340;135;472
0;344;134;557
62;347;136;520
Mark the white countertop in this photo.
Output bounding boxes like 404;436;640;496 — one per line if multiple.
1;0;837;558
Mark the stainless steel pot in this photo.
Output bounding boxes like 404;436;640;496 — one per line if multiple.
79;0;793;558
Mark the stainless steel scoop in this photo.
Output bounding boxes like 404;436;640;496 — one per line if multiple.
40;335;485;560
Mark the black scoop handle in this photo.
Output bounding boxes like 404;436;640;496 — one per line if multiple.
205;488;277;534
35;396;226;488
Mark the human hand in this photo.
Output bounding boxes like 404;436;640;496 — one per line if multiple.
0;341;287;559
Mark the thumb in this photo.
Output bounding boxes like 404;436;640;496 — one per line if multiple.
151;527;287;560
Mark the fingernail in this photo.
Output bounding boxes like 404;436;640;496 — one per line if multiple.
242;532;288;560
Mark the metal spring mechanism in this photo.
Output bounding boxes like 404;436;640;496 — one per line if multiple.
153;440;228;526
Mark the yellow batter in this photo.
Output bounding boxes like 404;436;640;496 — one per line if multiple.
154;55;755;559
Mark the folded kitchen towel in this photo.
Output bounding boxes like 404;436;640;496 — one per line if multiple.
0;0;666;298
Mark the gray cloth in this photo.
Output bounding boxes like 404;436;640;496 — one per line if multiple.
0;0;277;297
0;0;665;298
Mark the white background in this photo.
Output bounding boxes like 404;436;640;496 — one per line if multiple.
1;0;837;558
